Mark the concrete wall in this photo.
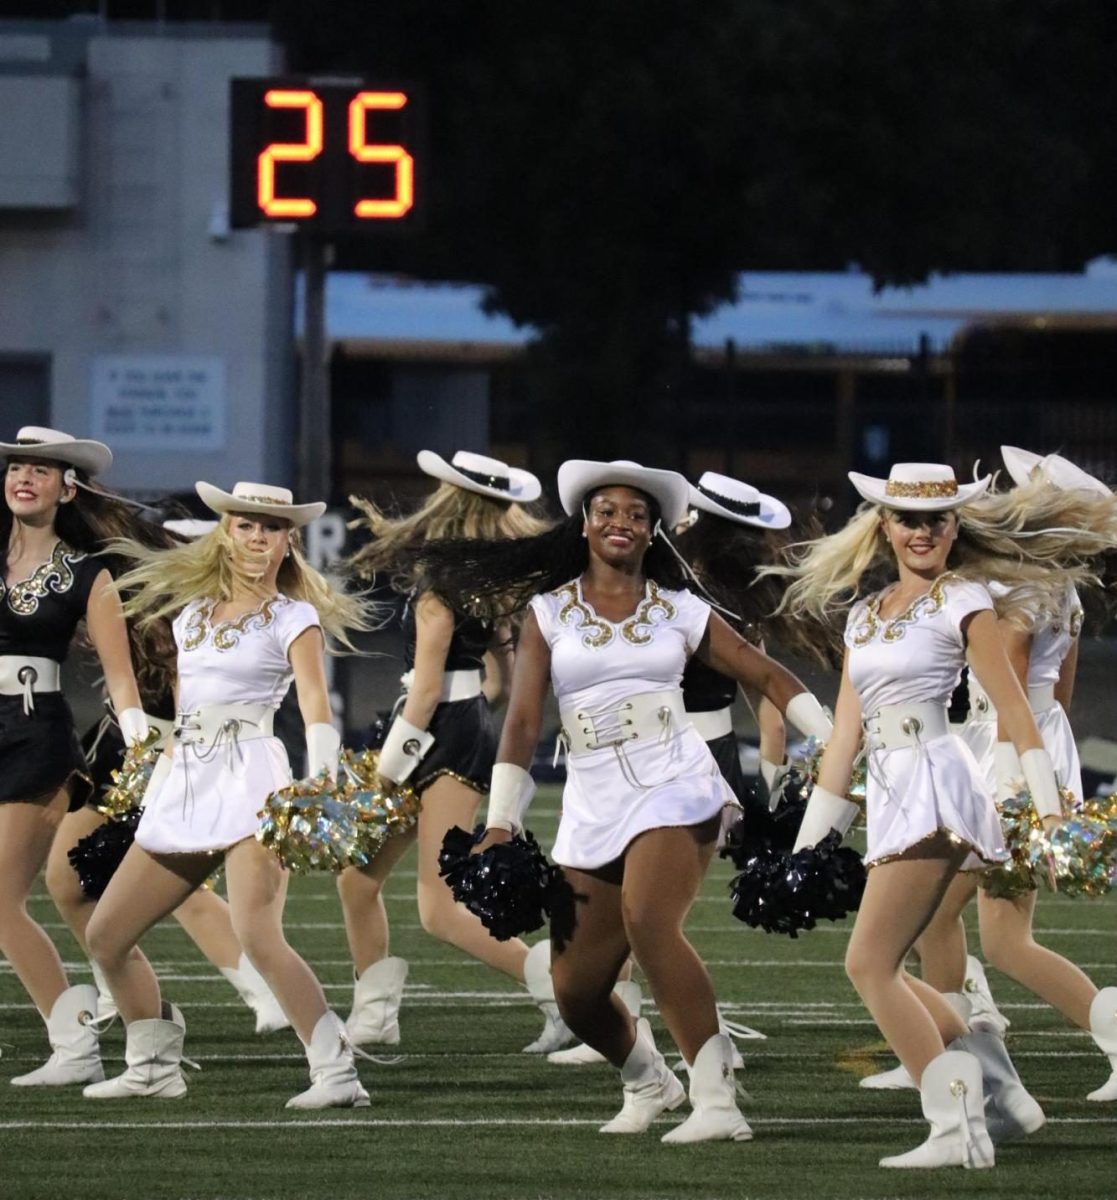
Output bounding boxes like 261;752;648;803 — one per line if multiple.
0;20;294;493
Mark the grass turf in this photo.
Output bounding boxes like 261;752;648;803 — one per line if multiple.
1;785;1114;1200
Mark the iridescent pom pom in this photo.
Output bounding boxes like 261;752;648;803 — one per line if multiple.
68;807;141;899
801;738;866;804
99;730;162;819
438;824;561;941
728;830;866;939
980;791;1042;900
257;752;420;874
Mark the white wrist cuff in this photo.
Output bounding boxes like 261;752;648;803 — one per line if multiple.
792;785;860;852
993;741;1023;804
785;692;833;743
379;716;435;783
118;707;149;745
306;722;341;782
486;763;536;833
759;757;784;791
1020;746;1063;820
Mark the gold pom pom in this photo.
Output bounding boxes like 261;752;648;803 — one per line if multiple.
98;729;162;820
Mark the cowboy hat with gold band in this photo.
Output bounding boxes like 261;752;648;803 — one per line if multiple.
848;462;991;511
0;425;113;477
690;471;791;530
557;459;691;528
1001;445;1111;498
417;449;542;504
195;481;326;528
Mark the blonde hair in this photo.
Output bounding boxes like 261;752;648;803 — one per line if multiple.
347;482;551;592
771;482;1113;628
110;516;379;652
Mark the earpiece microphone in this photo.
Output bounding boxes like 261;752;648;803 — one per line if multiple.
63;468;77;487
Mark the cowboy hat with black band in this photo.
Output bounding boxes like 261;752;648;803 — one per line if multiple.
557;459;691;528
690;471;791;530
0;426;112;477
195;481;325;528
848;462;991;511
417;450;542;504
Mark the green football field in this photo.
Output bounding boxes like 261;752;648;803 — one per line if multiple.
2;786;1114;1200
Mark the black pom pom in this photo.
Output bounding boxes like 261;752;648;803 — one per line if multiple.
439;824;562;941
729;830;866;938
68;807;142;900
720;769;810;866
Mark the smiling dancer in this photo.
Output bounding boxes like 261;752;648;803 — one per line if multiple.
775;461;1098;1169
423;459;834;1142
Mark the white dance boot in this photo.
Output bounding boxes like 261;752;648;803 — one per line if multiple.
90;961;118;1023
219;953;291;1035
83;1002;187;1099
861;992;970;1091
548;980;642;1065
10;985;104;1087
600;1018;685;1134
1086;987;1117;1102
344;957;408;1047
661;1032;753;1144
953;1029;1045;1142
964;955;1010;1036
286;1011;369;1110
879;1050;995;1169
522;940;576;1054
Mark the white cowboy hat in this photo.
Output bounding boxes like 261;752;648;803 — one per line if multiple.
163;518;219;540
690;471;791;530
195;481;326;528
1001;445;1111;497
416;449;542;503
557;459;691;527
848;462;991;510
0;425;112;477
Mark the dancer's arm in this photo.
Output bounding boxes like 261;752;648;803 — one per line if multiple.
698;612;832;741
86;566;144;740
476;610;551;849
482;620;514;708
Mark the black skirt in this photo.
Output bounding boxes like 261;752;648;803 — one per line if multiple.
412;695;497;796
0;693;92;811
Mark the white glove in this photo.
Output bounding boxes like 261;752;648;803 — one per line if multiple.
306;723;341;782
486;763;536;834
379;715;435;784
792;785;860;853
785;692;833;742
118;707;149;746
994;741;1023;804
145;752;171;801
1020;746;1063;820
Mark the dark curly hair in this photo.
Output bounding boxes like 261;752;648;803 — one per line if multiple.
675;511;841;666
416;491;690;619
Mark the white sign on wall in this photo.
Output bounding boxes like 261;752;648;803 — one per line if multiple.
90;355;226;450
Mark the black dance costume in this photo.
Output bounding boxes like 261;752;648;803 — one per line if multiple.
398;590;496;795
0;541;103;809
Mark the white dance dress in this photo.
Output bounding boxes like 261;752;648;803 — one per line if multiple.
960;581;1084;802
136;594;319;855
846;573;1009;870
532;578;733;870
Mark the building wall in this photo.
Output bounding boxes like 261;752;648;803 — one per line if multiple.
0;20;294;493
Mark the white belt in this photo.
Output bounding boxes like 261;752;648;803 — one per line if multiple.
968;679;1056;721
0;655;62;715
560;690;687;757
862;702;949;751
400;668;482;703
687;705;733;742
173;703;275;747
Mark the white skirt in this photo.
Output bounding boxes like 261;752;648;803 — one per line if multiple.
959;703;1083;805
864;731;1009;871
552;724;733;870
136;737;292;855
